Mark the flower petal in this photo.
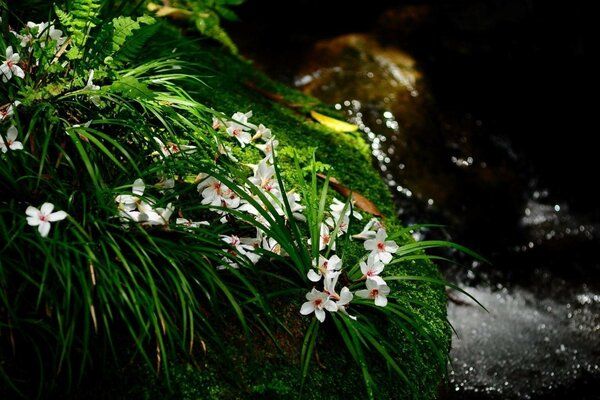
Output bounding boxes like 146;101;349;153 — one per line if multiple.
379;251;393;264
9;141;23;151
38;221;51;237
48;210;68;222
25;205;39;218
315;308;326;322
355;289;370;299
40;202;54;215
307;269;321;282
132;178;145;196
374;295;388;307
300;301;314;315
7;125;17;141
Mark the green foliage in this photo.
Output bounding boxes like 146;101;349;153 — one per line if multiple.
146;0;243;54
55;0;102;59
0;3;473;400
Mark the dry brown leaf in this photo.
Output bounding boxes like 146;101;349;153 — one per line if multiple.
317;173;383;217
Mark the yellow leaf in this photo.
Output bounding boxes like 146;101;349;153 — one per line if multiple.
147;2;192;19
310;111;358;132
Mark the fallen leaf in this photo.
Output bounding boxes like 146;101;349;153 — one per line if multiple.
317;173;383;217
147;2;192;19
310;110;358;132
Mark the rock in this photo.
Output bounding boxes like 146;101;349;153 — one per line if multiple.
295;33;525;238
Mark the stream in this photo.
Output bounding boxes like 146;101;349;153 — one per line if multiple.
227;1;599;398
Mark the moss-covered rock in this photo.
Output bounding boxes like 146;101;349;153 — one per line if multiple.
95;43;451;400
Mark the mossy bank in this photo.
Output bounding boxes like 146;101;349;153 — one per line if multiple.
84;41;452;400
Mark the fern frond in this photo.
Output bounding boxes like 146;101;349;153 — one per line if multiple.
55;0;102;59
113;22;161;65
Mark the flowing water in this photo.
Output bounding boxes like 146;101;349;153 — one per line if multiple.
228;1;599;397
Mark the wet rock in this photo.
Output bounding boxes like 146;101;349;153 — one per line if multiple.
295;34;525;238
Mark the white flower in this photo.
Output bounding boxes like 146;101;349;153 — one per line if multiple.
325;213;349;237
248;158;279;195
336;287;356;320
225;111;257;147
286;191;306;221
359;253;386;285
300;288;338;322
0;102;17;122
142;203;173;226
356;278;391;307
307;254;342;282
197;176;240;210
352;217;384;240
26;21;66;49
252;123;272;141
226;125;252;148
0;125;23;153
330;197;362;221
363;228;398;264
255;139;278;162
318;223;335;251
84;70;101;106
14;31;33;48
26;202;68;237
261;236;282;255
212;117;223;130
227;111;257;130
132;178;145;195
1;47;25;83
221;234;259;264
153;137;196;158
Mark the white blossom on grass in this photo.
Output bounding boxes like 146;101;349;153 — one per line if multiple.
0;125;23;153
261;236;282;255
359;254;386;285
286;191;306;222
153;137;197;158
226;125;252;148
300;288;338;322
221;234;260;264
325;213;349;237
197;177;240;210
252;123;272;141
352;217;384;240
255;139;278;162
25;21;66;50
336;287;357;320
307;254;342;282
84;70;101;106
248;159;279;195
330;197;362;221
364;228;398;264
1;47;25;83
356;278;391;307
318;222;335;251
26;202;68;237
0;102;18;122
225;111;257;147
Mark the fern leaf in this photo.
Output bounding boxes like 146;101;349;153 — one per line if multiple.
55;0;102;59
113;22;161;65
194;12;238;54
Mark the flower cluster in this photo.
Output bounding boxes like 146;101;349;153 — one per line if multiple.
110;108;400;321
300;205;398;322
114;178;174;226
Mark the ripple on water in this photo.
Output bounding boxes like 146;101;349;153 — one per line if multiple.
445;285;600;399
